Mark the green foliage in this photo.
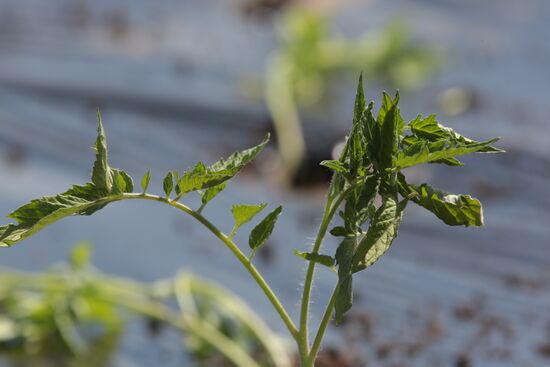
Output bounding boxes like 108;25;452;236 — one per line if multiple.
249;206;283;251
176;134;269;196
0;248;122;359
141;170;151;193
163;171;175;198
0;246;290;367
0;112;136;247
322;76;502;323
294;250;335;268
0;122;269;248
231;203;268;235
0;75;501;367
397;173;483;226
200;182;227;209
92;111;134;194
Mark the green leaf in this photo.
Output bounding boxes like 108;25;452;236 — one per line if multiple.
201;182;227;206
177;134;270;195
401;115;503;168
378;101;399;170
112;170;133;194
231;203;268;233
334;236;357;325
91;111;133;194
178;162;212;193
249;206;282;251
403;134;465;166
343;175;379;233
363;101;380;163
329;226;348;237
397;174;483;226
163;171;174;198
348;75;367;176
352;187;406;271
141;170;151;193
353;74;366;127
294;250;335;268
0;184;123;247
395;138;500;170
91;110;110;190
208;133;270;174
320;160;348;175
0;119;139;247
377;91;396;126
408;115;503;153
172;171;183;198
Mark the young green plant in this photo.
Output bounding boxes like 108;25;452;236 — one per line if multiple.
0;76;502;366
0;243;290;367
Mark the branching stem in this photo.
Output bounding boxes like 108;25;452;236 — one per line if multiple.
122;193;299;341
298;187;349;364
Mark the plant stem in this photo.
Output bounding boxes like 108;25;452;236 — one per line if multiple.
307;287;337;365
298;189;347;362
122;193;299;341
298;198;333;358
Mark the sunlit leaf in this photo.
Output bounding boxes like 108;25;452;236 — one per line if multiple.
163;171;174;198
0;184;123;247
408;114;503;153
0;119;134;247
249;206;282;251
294;250;335;268
352;185;407;270
231;203;268;233
201;182;227;207
141;170;151;193
320;160;348;175
91;111;133;194
395;138;500;169
397;174;483;226
178;134;270;195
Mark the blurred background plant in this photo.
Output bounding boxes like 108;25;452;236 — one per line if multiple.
262;7;439;183
0;244;291;367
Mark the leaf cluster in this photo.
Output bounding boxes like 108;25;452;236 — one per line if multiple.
319;75;502;323
0;114;278;257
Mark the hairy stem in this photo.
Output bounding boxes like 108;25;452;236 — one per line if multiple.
298;188;348;361
308;287;337;365
122;193;299;341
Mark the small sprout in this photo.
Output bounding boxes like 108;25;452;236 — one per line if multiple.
141;170;151;193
